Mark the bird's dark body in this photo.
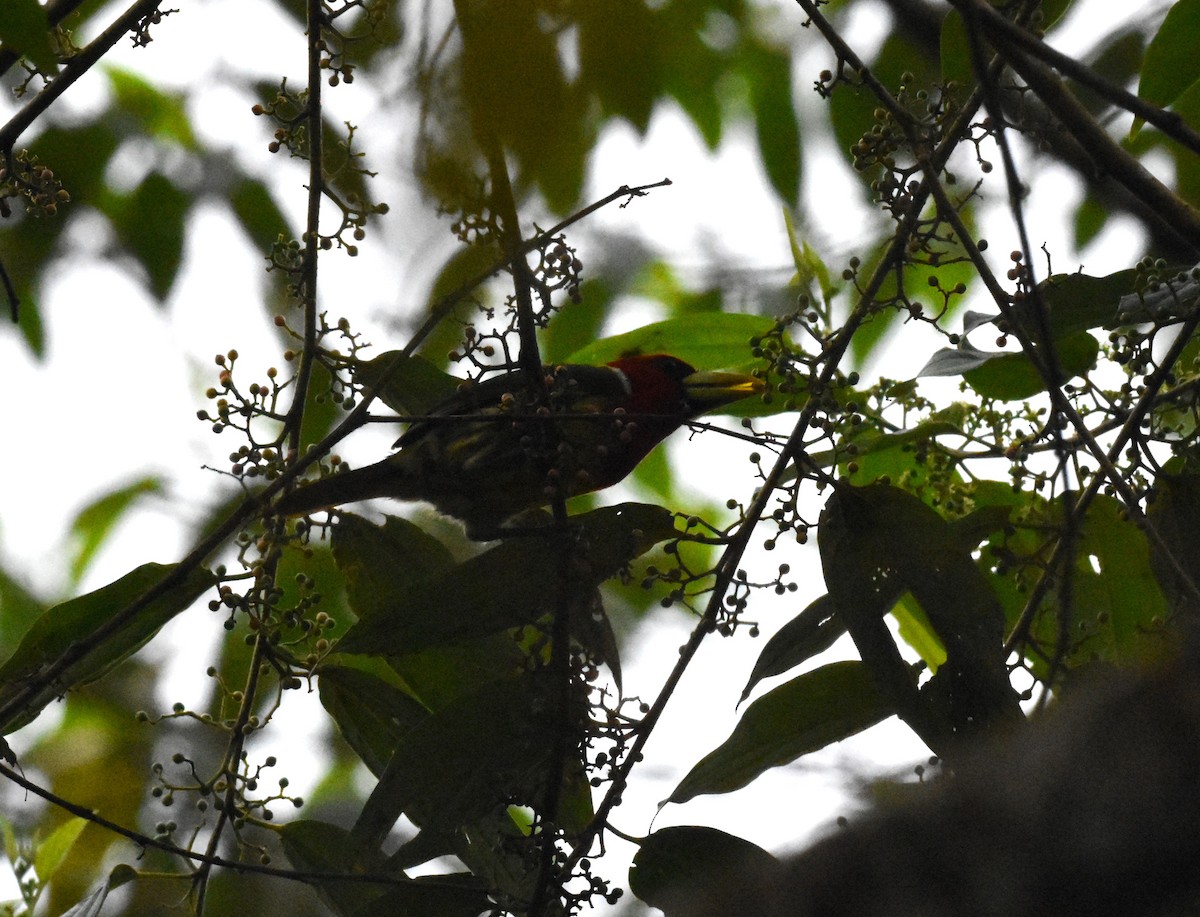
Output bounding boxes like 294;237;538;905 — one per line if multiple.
276;355;756;536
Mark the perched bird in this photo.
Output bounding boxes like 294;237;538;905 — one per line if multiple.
276;354;763;537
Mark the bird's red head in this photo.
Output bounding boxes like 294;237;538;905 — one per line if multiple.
606;354;698;417
605;353;763;419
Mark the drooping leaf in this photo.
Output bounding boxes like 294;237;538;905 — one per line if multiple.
1147;471;1200;615
1026;269;1139;335
280;820;392;916
318;664;430;777
387;634;529;713
67;477;163;587
58;865;136;917
33;817;88;885
743;41;801;203
739;594;847;702
332;513;455;624
670;661;893;804
921;331;1099;401
107;172;192;300
577;0;663;132
354;672;565;834
629;826;780;916
106;66;198;148
228;178;291;255
940;9;974;89
892;592;947;672
0;563;215;734
659;5;725;148
963;331;1099;400
1134;0;1200;136
820;483;1023;754
352;876;493;917
1066;495;1172;663
457;0;585;211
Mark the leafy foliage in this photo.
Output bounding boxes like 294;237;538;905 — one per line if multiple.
2;0;1200;915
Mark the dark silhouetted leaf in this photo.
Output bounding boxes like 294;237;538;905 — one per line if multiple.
336;504;676;656
671;661;893;803
630;826;779;916
109;172;192;300
740;594;846;702
744;42;801;203
318;664;430;777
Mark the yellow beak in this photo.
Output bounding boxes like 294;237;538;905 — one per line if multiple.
681;370;765;410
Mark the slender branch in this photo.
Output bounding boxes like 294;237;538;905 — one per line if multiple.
564;0;999;872
951;0;1200;160
0;762;436;888
0;0;166;153
983;23;1200;251
195;6;329;911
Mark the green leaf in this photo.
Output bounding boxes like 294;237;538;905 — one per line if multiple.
892;592;947;672
0;0;55;72
318;664;430;777
358;672;562;832
1017;269;1139;336
0;563;215;734
783;214;840;308
351;877;492;917
280;820;390;916
1148;472;1200;614
940;10;974;89
108;172;192;300
387;634;529;712
67;477;163;587
739;594;847;703
0;814;17;865
1134;0;1200;136
351;352;461;417
229;178;291;254
564;313;774;376
0;563;45;655
806;404;969;485
819;483;1023;751
743;42;801;203
577;0;663;132
659;8;724;148
963;331;1099;400
459;0;584;211
922;332;1099;401
1069;495;1171;661
106;66;197;148
33;817;88;884
336;503;676;656
332;513;455;624
670;662;893;804
629;826;779;916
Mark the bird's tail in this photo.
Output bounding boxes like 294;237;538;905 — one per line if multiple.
274;460;413;516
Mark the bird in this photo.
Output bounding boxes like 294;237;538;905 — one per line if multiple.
275;353;763;537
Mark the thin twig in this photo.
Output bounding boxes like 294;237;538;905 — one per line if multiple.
0;0;166;153
952;0;1200;160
